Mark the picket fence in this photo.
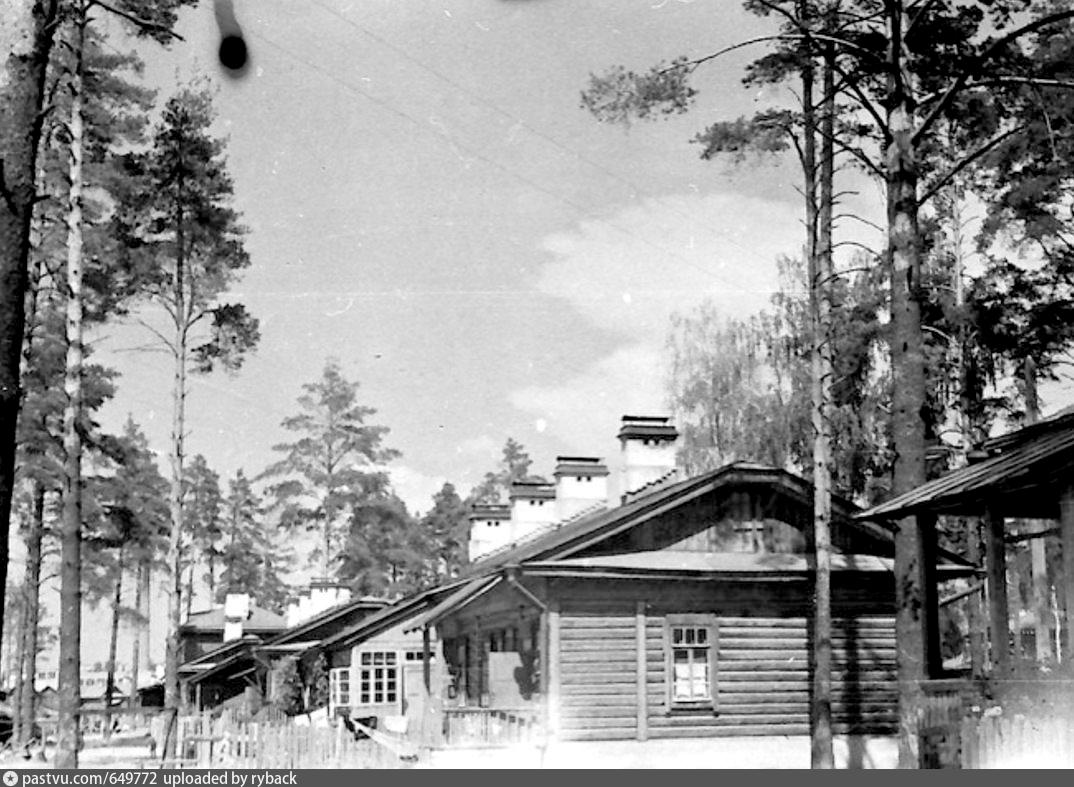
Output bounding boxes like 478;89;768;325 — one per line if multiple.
174;710;416;769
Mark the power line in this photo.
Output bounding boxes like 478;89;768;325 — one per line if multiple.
245;19;774;295
306;0;763;259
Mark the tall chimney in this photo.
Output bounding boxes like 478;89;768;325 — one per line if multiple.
509;479;556;542
223;592;250;642
554;456;609;522
468;503;511;562
618;415;679;501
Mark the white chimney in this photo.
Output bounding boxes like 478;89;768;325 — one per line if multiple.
509;479;556;542
618;415;679;501
285;580;351;627
468;503;511;562
223;592;250;642
554;456;609;522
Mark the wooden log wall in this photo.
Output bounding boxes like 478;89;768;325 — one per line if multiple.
554;610;897;742
713;616;897;736
557;612;662;741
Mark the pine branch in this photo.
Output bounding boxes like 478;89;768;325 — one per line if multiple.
919;124;1027;207
90;0;185;41
915;9;1074;144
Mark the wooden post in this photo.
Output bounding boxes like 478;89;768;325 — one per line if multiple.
1032;520;1053;662
920;511;941;677
984;505;1010;675
964;516;986;677
547;600;560;742
422;626;432;692
635;600;648;741
1060;486;1074;662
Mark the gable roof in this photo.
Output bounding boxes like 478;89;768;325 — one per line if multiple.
857;416;1074;521
462;461;890;575
181;605;288;633
314;582;468;654
180;635;263;670
181;639;265;685
261;596;390;649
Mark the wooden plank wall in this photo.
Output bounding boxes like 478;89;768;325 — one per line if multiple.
555;610;897;742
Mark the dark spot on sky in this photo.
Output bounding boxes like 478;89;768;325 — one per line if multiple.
219;34;248;72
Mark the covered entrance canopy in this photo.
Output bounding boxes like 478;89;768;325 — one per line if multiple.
857;410;1074;672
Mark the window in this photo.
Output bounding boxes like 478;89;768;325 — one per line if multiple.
358;651;398;705
329;667;351;709
405;649;434;662
665;616;717;711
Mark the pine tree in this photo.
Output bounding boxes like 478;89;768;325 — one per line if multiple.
111;81;258;752
419;482;469;580
182;455;223;616
261;357;399;582
217;470;289;615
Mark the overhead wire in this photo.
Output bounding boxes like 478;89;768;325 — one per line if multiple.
244;6;784;297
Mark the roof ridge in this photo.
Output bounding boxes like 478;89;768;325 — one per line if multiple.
621;468;680;505
469;501;609;567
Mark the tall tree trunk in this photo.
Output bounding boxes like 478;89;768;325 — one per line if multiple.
949;191;988;678
57;10;86;767
0;0;61;681
164;186;188;759
1021;358;1053;662
103;547;124;741
810;33;836;770
17;481;44;745
798;15;827;767
12;564;28;746
885;0;930;769
128;557;148;710
184;562;194;619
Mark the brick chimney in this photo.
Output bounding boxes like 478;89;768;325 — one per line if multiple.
618;415;679;501
468;503;510;563
554;456;609;522
509;478;556;541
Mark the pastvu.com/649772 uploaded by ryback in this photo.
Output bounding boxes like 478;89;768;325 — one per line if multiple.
12;772;298;786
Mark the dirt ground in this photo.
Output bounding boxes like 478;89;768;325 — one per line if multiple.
0;734;158;770
0;732;900;770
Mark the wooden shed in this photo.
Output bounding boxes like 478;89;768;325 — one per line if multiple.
408;462;974;744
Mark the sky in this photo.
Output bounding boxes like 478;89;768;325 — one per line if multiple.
88;0;899;520
34;0;1074;676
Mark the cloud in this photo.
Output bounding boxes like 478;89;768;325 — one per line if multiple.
511;190;805;452
390;434;507;514
510;343;667;453
534;191;805;339
388;465;451;517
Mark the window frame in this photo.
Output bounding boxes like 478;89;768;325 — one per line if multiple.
357;649;399;706
664;614;718;714
328;666;351;712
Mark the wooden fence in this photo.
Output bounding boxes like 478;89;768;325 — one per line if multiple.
173;710;417;769
442;708;541;747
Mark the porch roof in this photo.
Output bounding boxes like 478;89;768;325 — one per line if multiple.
856;414;1074;521
316;579;471;653
183;641;264;685
402;576;503;633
